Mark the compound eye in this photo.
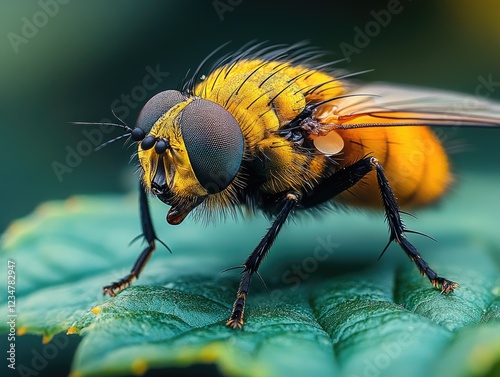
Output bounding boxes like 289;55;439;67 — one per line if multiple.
180;99;244;194
136;90;186;133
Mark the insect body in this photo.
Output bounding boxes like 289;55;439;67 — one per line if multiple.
90;45;500;329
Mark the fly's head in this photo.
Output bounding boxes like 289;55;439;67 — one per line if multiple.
131;90;244;225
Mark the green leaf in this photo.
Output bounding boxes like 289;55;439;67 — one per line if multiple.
1;173;500;377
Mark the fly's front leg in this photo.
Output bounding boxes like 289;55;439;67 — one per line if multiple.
103;182;168;296
227;192;299;329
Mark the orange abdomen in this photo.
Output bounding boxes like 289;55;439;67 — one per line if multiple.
335;127;452;209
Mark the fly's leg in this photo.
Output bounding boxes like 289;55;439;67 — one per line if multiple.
302;156;458;293
228;157;390;329
103;182;169;296
372;157;458;293
227;192;299;329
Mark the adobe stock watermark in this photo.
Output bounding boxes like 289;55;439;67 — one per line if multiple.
349;323;429;377
449;74;500;117
51;64;169;183
383;73;500;190
15;333;70;377
6;260;17;371
338;0;412;63
5;260;69;377
432;73;500;143
268;234;341;301
432;73;499;141
473;74;500;99
7;0;71;54
213;0;243;21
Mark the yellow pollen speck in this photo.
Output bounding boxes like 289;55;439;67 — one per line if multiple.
34;202;52;215
7;220;23;234
69;371;82;377
42;334;53;344
91;306;101;315
132;359;148;376
3;220;30;248
200;344;220;362
66;326;79;335
17;327;27;336
65;196;82;211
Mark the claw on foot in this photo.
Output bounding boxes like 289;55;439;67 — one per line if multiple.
226;318;244;329
102;286;118;296
103;276;135;297
432;278;459;294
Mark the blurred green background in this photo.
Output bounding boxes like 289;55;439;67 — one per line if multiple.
1;0;499;231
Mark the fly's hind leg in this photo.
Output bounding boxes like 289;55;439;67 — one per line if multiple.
103;182;169;296
372;157;458;293
301;156;458;294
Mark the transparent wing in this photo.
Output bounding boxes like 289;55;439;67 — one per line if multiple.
315;83;500;129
